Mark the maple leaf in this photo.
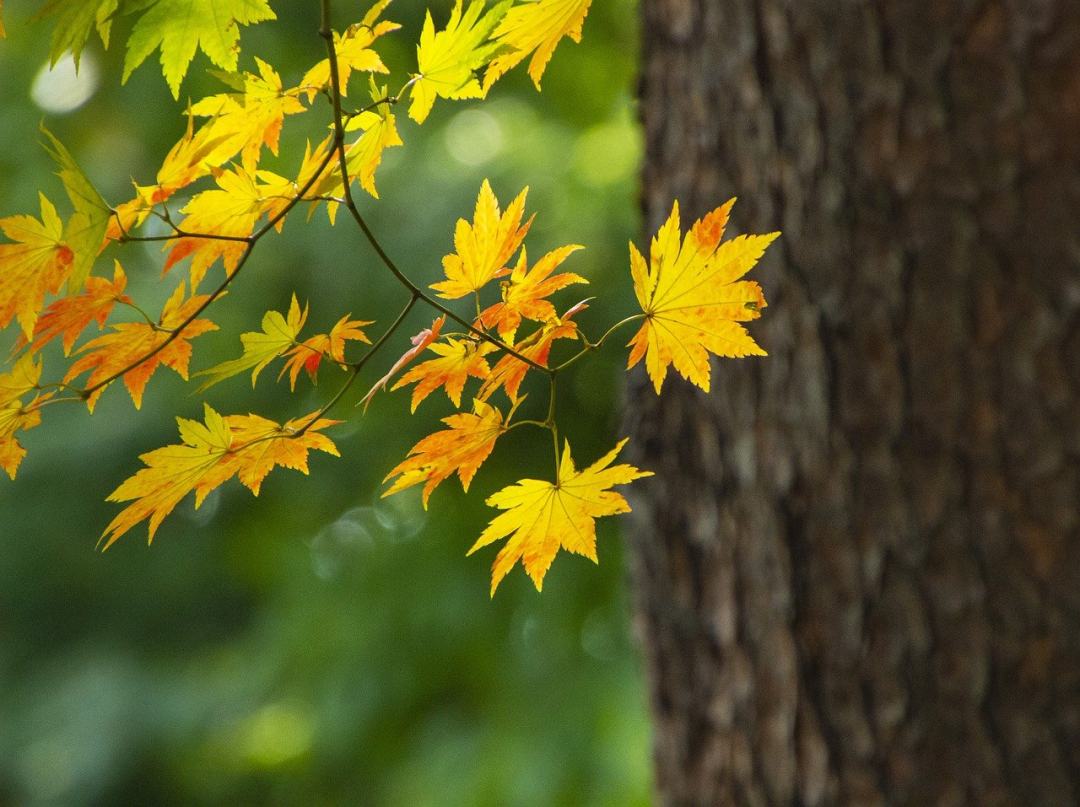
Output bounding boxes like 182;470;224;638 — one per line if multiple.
162;165;276;289
392;337;496;411
483;0;593;91
189;58;306;167
0;354;50;480
122;0;276;98
361;315;445;409
279;314;372;390
383;398;505;506
301;1;399;99
477;302;583;402
196;295;308;391
0;1;5;38
37;0;118;67
311;80;402;209
627;199;779;393
468;438;651;595
340;81;404;200
17;260;130;355
40;127;111;290
100;403;340;548
431;180;533;299
0;193;75;339
64;281;217;411
476;243;585;341
408;0;510;124
105;114;236;241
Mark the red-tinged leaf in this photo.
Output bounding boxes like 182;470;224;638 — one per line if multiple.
279;315;372;389
476;243;585;341
477;302;584;402
361;315;445;409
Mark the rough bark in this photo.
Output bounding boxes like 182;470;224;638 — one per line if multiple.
627;1;1080;805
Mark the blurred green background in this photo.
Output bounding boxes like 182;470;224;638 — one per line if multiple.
0;1;651;805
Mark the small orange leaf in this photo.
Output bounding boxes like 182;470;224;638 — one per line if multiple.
17;260;130;355
478;302;583;402
361;315;445;409
64;281;217;411
476;243;585;341
383;398;505;506
392;337;496;411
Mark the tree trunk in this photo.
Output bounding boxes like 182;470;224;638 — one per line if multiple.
627;1;1080;805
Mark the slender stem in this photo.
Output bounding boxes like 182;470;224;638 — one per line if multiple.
74;140;340;398
318;4;549;374
294;293;418;435
551;314;644;372
546;373;560;476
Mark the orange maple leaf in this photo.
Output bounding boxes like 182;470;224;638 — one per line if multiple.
468;438;651;595
0;193;75;338
383;398;505;506
163;165;278;289
64;281;217;411
478;302;584;402
17;261;130;355
430;180;533;299
476;244;585;341
392;336;496;411
627;199;778;393
279;314;372;389
100;404;340;548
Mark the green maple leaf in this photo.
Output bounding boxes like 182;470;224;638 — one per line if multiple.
122;0;276;98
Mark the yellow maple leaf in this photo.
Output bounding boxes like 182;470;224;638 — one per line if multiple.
0;193;75;338
0;354;50;480
163;165;277;289
431;180;533;299
383;398;505;506
100;404;340;548
627;199;778;393
468;438;651;595
360;315;445;409
64;281;217;411
279;314;372;390
483;0;593;91
408;0;509;124
17;260;130;355
189;58;306;167
392;336;496;411
476;243;585;341
196;295;308;391
301;0;399;99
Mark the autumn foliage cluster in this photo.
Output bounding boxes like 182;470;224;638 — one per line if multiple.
0;0;777;594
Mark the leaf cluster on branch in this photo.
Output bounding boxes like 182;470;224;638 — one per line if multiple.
0;0;777;594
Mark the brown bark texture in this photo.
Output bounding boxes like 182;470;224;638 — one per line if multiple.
627;1;1080;805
